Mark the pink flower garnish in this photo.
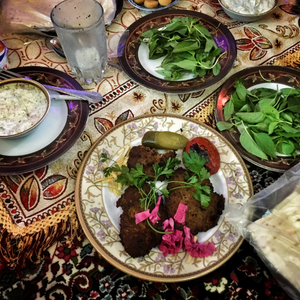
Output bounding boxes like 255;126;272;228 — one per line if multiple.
162;217;174;232
149;196;161;225
135;209;150;224
159;229;183;257
174;203;188;225
183;226;216;258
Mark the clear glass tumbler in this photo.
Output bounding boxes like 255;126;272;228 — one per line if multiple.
50;0;108;85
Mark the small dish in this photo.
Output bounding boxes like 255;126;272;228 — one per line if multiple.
128;0;179;12
218;0;278;22
0;66;89;175
0;78;50;139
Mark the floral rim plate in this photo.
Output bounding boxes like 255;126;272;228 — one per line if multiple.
75;114;253;282
0;66;89;175
215;65;300;173
117;10;237;94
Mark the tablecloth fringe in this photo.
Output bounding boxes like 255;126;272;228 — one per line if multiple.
0;203;82;269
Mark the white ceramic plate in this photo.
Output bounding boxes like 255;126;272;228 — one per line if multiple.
75;114;253;282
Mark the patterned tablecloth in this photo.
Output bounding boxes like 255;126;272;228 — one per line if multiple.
0;0;299;299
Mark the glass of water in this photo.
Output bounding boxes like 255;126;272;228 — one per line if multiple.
50;0;107;85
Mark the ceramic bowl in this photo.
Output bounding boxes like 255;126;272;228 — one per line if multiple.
128;0;179;12
0;78;50;139
218;0;278;22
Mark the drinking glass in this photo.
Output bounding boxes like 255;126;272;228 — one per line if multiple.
50;0;107;85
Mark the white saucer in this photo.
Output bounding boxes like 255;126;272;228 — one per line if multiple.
0;100;68;156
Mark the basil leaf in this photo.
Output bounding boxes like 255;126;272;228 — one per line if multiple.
235;112;265;124
249;122;269;133
235;82;247;101
258;98;276;109
268;121;279;135
173;60;198;71
280;112;293;123
276;140;295;155
223;100;234;121
262;106;280;119
230;92;246;111
239;103;251;112
253;132;277;158
280;123;299;134
240;128;268;160
216;121;234;131
212;63;221;76
287;97;300;112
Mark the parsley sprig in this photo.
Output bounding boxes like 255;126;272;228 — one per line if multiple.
102;149;212;210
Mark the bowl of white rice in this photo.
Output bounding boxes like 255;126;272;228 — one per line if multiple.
218;0;278;22
0;78;50;139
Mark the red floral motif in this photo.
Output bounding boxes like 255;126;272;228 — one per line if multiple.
89;291;99;298
41;175;68;200
20;177;40;211
227;282;258;299
56;244;78;263
115;110;134;126
94;110;134;135
2;166;68;212
265;278;287;300
236;27;273;60
238;256;260;279
94;118;114;134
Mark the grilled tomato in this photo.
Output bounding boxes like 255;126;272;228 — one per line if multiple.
184;137;220;175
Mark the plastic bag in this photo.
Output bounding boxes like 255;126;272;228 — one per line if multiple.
225;163;300;299
0;0;116;34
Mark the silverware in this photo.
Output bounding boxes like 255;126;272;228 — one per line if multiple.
0;69;103;104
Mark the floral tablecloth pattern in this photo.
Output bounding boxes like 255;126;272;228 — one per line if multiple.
0;0;299;299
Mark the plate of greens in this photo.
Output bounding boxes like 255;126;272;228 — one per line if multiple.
215;65;300;172
117;10;236;94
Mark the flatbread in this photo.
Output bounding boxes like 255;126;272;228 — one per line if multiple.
249;184;300;292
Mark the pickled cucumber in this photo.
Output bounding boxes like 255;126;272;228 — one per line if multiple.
142;131;189;150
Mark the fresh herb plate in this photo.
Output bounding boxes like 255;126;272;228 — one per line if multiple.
75;114;252;282
215;65;300;172
117;10;236;94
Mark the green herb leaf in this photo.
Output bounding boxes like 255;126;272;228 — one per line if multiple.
240;126;268;160
253;132;277;158
276;140;295;155
216;121;234;131
235;112;265;124
223;100;234;121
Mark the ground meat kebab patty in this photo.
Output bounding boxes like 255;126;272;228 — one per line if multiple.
127;145;176;180
166;168;225;235
116;184;167;258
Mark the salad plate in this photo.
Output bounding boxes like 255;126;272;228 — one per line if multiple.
117;10;237;94
0;66;89;175
215;65;300;173
75;114;252;282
